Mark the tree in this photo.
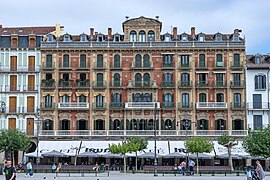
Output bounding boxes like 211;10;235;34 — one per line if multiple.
184;136;213;174
127;137;148;171
108;141;131;174
0;129;31;165
218;134;237;171
243;127;270;158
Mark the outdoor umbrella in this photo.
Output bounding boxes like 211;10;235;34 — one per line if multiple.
189;153;214;159
24;151;43;158
77;151;100;158
42;150;68;157
217;153;242;160
138;152;163;159
163;152;186;159
100;152;123;158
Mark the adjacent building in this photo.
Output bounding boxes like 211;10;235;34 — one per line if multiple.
246;54;270;130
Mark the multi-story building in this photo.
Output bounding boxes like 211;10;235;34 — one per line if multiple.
0;24;63;163
39;16;246;141
246;54;270;130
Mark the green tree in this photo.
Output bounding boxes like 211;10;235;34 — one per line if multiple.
218;134;237;171
184;136;213;174
243;127;270;158
108;141;131;174
127;137;148;171
0;129;31;165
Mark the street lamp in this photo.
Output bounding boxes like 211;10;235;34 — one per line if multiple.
34;108;42;170
154;102;158;176
0;101;6;113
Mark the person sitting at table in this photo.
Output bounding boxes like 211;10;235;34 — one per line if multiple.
51;164;57;173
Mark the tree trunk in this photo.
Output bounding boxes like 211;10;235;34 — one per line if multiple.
228;146;234;171
135;152;138;171
12;151;15;166
123;155;126;174
196;152;199;175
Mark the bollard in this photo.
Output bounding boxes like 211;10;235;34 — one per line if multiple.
174;172;176;176
199;171;201;176
211;172;215;176
107;171;110;176
236;172;239;176
95;172;97;177
81;172;84;177
225;171;226;176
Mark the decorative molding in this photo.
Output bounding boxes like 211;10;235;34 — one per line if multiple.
196;112;209;120
214;112;226;120
75;113;89;120
59;113;72;121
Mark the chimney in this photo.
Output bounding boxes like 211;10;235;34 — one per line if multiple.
234;29;241;34
90;28;94;36
108;28;112;40
191;27;196;36
173;27;177;39
0;25;2;28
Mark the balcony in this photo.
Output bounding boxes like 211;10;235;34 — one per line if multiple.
247;102;270;110
59;64;72;70
42;62;55;70
59;81;73;88
22;85;39;91
4;85;20;92
230;62;243;70
110;64;122;70
127;80;157;88
162;102;175;109
110;81;122;88
93;62;106;70
231;102;245;110
41;80;55;89
196;102;228;109
76;63;89;70
92;81;107;89
40;103;56;110
179;63;191;70
76;80;89;88
214;81;227;88
196;81;210;88
162;81;175;88
130;62;154;70
110;102;123;109
178;102;193;110
196;62;208;70
230;81;245;88
1;107;37;114
125;102;160;109
178;81;192;88
162;63;174;69
213;62;226;70
58;102;89;109
92;103;107;110
0;65;40;72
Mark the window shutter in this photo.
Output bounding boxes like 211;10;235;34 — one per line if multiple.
263;75;266;89
126;119;130;130
254;76;258;89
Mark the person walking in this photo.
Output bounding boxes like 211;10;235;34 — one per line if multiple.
4;160;16;180
188;159;195;175
25;160;33;177
255;160;265;180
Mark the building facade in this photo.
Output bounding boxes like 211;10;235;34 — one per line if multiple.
40;16;247;140
246;54;270;130
0;24;63;162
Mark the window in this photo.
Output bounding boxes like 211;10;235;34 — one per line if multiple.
233;73;241;86
199;35;205;42
63;73;69;81
181;55;189;67
63;54;69;67
233;54;240;66
46;55;52;68
198;73;207;84
112;93;121;103
253;115;263;130
97;54;103;67
180;119;191;130
135;54;142;67
232;34;239;41
11;37;18;47
44;95;53;107
97;35;103;42
181;73;190;82
148;30;155;42
233;93;241;107
165;35;171;42
135;73;142;86
233;119;243;130
199;54;205;67
63;34;71;42
79;95;87;103
215;119;226;130
96;95;104;107
215;34;222;41
80;34;87;42
96;73;103;86
29;37;35;47
143;93;151;102
216;93;224;102
62;95;70;103
130;31;137;42
182;93;189;107
112;119;121;130
133;93;142;102
80;54;86;68
163;93;173;107
163;55;173;67
113;73;121;86
114;54;121;68
198;119;208;130
79;73;86;81
47;34;54;42
143;54;150;67
181;35;188;41
164;119;173;130
199;93;207;102
164;73;173;82
61;120;70;130
216;73;224;86
216;54;223;67
46;73;52;80
253;94;262;109
255;56;262;64
139;31;146;42
143;73;150;86
255;75;266;90
114;35;120;42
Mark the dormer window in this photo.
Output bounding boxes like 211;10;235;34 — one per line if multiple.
255;56;262;64
47;34;54;42
63;34;71;42
215;34;222;41
97;35;103;42
80;34;87;42
232;34;239;41
114;35;120;42
164;34;171;42
199;35;205;42
181;35;188;41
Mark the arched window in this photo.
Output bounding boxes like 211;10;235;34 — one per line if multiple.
61;120;70;130
164;73;173;82
181;73;190;86
165;119;173;130
143;93;151;102
61;95;70;104
148;119;154;130
135;73;142;87
130;119;137;130
77;119;87;130
80;34;87;42
113;73;121;87
148;30;155;42
134;93;142;102
135;54;142;67
112;93;121;103
97;54;103;68
198;119;208;130
113;119;121;130
164;93;173;103
143;54;150;67
114;54;121;68
143;73;150;87
45;73;52;81
63;54;69;67
182;93;189;107
255;75;266;89
80;54;86;68
79;95;87;105
215;119;226;130
216;93;224;102
130;31;137;42
46;54;52;68
139;31;146;42
199;93;207;102
63;34;71;42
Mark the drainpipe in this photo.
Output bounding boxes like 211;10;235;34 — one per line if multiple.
267;69;270;127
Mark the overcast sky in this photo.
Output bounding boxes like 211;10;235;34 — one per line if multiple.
1;0;269;54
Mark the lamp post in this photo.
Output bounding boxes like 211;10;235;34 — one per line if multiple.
34;108;41;171
154;102;158;176
0;101;6;113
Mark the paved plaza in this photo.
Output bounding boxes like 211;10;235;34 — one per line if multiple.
11;172;267;180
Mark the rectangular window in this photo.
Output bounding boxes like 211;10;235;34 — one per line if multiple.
181;55;189;67
233;93;241;107
199;54;205;67
255;75;266;90
253;115;263;130
45;96;53;107
233;54;240;66
233;73;241;86
253;94;262;109
216;73;224;86
198;73;206;84
216;54;223;67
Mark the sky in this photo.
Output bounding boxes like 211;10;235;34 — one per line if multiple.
1;0;269;54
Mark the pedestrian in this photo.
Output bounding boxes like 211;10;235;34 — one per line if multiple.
180;160;186;175
17;163;23;172
56;162;62;172
51;164;57;173
93;163;99;172
255;160;265;180
188;159;195;175
25;160;33;177
4;160;16;180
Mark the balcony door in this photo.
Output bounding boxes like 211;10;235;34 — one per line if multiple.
10;56;17;71
10;75;17;91
96;95;104;107
28;56;35;71
97;73;103;87
28;75;35;91
253;94;262;109
27;118;34;135
8;118;16;129
27;96;35;113
216;93;224;102
9;97;17;113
